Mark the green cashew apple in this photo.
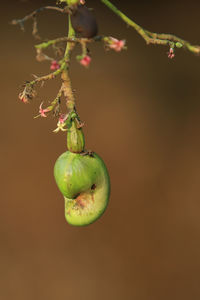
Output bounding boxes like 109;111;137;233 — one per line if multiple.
54;151;110;226
54;112;110;226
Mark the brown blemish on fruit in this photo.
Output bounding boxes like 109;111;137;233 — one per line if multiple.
91;184;96;190
91;192;94;203
90;184;96;203
76;194;86;209
75;188;95;208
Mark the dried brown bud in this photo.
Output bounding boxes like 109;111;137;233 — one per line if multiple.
71;5;98;38
19;83;37;103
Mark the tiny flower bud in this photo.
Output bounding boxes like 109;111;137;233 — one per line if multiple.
176;42;183;49
106;37;126;52
50;60;60;71
168;47;175;59
79;55;91;67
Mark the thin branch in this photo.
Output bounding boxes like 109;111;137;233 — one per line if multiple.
11;6;68;38
34;85;63;118
35;36;103;50
11;6;66;26
29;66;64;86
19;66;65;103
101;0;200;54
147;32;200;54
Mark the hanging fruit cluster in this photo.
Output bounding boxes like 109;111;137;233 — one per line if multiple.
54;112;110;226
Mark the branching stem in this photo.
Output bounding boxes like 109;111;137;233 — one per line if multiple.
101;0;200;54
11;6;68;39
11;6;66;26
29;66;64;86
35;36;103;51
16;1;200;120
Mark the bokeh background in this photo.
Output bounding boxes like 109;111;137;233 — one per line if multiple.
1;0;200;299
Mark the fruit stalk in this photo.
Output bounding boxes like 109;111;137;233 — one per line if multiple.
61;15;76;112
66;114;85;153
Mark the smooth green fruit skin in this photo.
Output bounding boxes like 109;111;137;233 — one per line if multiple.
54;151;110;226
67;120;85;153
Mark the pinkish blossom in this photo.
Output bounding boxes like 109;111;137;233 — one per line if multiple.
50;60;60;71
80;55;91;67
39;102;51;117
59;114;68;124
168;48;175;59
80;0;85;4
108;37;126;52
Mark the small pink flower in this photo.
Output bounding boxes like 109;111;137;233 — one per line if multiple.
80;0;85;4
39;102;51;117
168;48;175;59
80;55;91;67
50;60;60;71
108;37;125;52
59;114;68;124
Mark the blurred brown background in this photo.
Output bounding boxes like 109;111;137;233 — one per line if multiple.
1;0;200;299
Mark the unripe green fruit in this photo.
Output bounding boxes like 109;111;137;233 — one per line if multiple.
67;118;85;153
54;151;110;226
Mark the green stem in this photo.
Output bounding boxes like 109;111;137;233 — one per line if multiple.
101;0;200;54
61;16;76;112
35;37;96;51
60;0;79;5
101;0;149;42
29;66;64;86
